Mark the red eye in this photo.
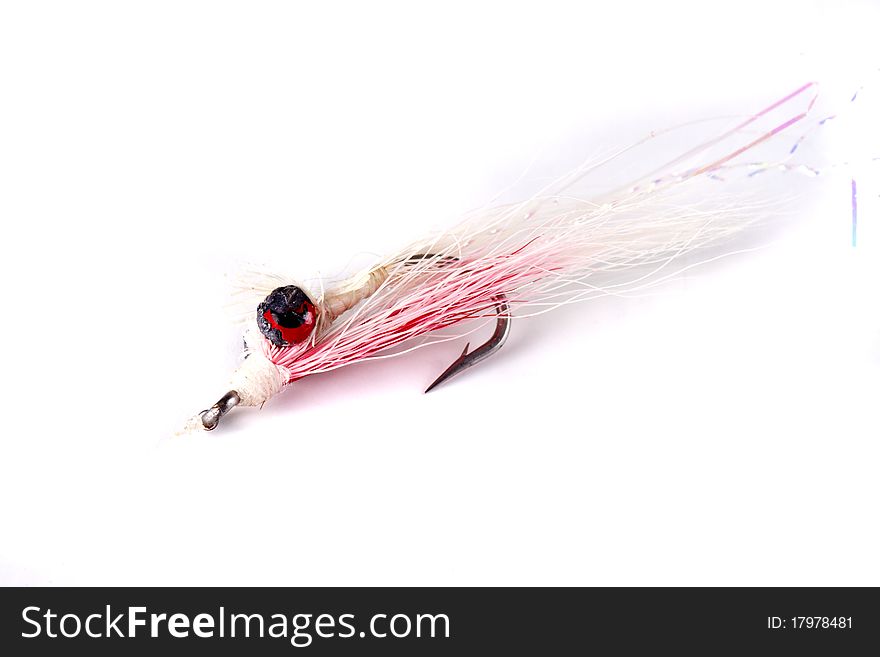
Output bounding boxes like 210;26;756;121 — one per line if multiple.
257;286;318;347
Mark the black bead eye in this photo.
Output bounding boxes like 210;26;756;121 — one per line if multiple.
257;286;318;347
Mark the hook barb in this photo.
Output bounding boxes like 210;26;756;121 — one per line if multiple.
424;295;511;393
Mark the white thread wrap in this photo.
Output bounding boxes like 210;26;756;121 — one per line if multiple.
321;266;389;320
230;327;290;406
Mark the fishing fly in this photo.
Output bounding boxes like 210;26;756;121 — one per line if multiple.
186;83;823;433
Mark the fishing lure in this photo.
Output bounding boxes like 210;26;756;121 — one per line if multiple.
187;83;821;432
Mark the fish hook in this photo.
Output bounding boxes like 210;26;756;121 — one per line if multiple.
196;258;510;431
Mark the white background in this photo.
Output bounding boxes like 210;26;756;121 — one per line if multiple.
1;1;878;585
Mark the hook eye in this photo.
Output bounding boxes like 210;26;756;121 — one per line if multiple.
199;391;241;431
